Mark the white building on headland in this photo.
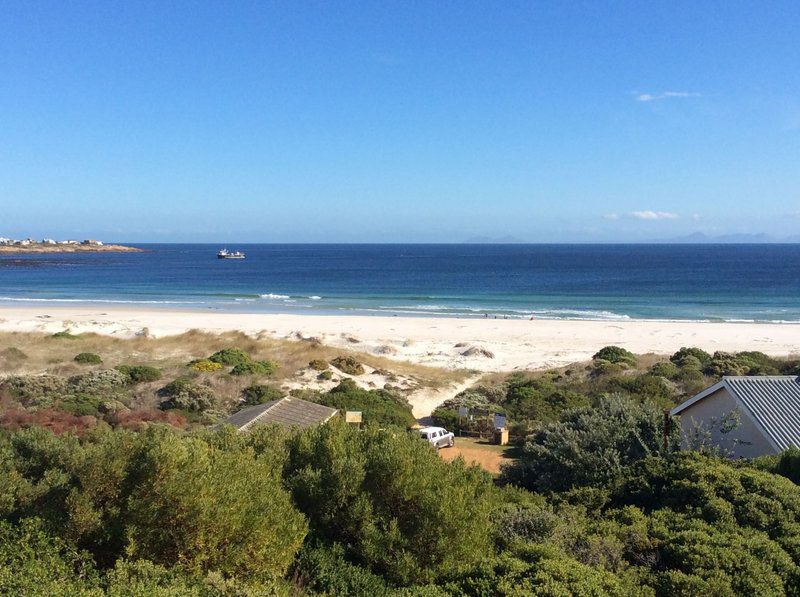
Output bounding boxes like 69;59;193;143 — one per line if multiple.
82;239;104;246
42;238;57;245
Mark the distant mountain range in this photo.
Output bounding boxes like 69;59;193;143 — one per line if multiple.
462;232;800;244
659;232;800;244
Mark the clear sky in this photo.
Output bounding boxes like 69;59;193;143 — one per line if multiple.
1;1;798;242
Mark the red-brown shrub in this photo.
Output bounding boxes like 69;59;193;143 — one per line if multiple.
109;408;186;430
0;408;97;435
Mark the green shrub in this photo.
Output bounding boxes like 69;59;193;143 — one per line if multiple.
58;393;102;417
2;375;68;402
670;346;712;365
293;543;394;596
610;373;677;408
158;378;216;412
309;359;329;371
649;361;679;379
74;352;102;365
51;331;79;339
241;384;283;406
315;379;415;427
331;355;365;375
502;395;678;492
1;347;28;360
0;519;99;595
589;359;624;376
115;364;161;384
230;360;278;376
317;370;333;381
126;432;307;579
208;348;252;366
592;346;637;366
285;420;495;584
68;369;129;395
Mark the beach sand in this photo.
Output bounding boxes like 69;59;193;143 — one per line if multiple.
1;305;798;373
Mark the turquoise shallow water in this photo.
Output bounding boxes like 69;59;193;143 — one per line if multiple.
1;244;800;322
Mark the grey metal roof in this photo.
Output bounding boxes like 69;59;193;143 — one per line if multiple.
224;397;338;432
724;376;800;451
672;376;800;451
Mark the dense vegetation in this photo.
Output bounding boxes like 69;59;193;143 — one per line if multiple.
3;412;800;594
3;341;800;594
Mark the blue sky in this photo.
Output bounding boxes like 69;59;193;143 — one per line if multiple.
1;1;798;242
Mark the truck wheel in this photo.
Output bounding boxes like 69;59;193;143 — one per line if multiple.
448;437;454;447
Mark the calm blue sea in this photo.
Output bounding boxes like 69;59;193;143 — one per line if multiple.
1;244;799;322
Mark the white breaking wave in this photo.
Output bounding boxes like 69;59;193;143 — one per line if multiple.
259;293;291;300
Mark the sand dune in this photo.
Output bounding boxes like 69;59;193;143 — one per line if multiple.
0;305;798;372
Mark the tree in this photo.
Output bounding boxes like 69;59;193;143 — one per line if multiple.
285;420;495;584
125;430;307;581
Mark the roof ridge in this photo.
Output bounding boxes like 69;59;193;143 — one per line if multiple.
240;397;286;431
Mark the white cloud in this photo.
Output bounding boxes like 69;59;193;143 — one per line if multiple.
636;91;701;102
691;213;702;221
603;213;620;220
631;210;679;220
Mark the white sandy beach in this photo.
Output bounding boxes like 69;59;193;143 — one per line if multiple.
1;305;798;373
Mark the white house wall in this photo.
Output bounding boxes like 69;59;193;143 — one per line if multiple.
678;387;776;458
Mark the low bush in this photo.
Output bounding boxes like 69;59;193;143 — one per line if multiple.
208;348;252;366
230;360;278;376
309;359;329;371
188;359;223;372
649;361;680;379
68;369;129;395
58;393;103;417
51;331;80;339
115;364;161;383
670;346;712;366
158;378;216;412
592;346;637;366
241;384;283;406
2;375;69;402
331;355;365;375
74;352;102;365
0;408;97;435
109;408;187;430
314;378;415;427
1;347;27;360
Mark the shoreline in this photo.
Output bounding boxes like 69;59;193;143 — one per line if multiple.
0;244;142;254
0;305;798;372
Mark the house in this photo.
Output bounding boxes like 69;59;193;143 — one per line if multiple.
82;239;104;246
222;396;339;432
671;376;800;458
0;237;11;245
41;238;57;245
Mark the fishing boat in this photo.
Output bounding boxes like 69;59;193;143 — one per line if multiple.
217;248;245;259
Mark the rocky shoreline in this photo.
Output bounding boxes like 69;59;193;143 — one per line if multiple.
0;243;143;254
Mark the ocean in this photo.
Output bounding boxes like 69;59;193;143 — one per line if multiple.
1;244;799;322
